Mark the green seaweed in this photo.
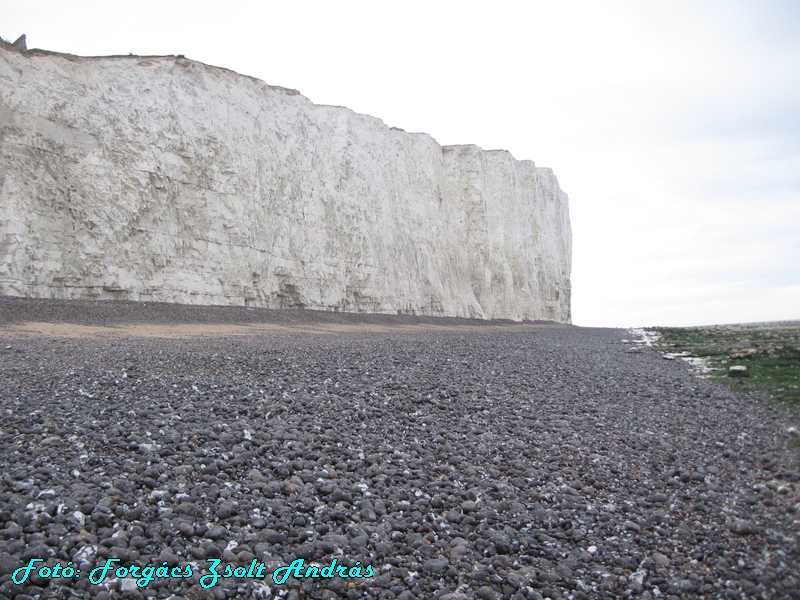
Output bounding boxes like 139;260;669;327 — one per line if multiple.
654;323;800;405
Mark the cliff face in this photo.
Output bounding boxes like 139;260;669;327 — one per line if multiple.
0;42;571;321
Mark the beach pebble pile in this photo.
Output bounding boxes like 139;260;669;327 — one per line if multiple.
1;314;799;599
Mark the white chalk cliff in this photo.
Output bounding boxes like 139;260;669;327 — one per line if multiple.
0;40;571;321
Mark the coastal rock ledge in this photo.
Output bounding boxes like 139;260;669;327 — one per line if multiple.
0;39;571;321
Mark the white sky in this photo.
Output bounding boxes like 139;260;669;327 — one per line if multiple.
2;0;799;327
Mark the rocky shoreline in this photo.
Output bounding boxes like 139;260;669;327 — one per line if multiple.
1;299;798;599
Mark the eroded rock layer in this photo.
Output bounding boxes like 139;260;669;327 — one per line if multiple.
0;41;571;321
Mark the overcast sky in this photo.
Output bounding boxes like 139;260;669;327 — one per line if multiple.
3;0;798;327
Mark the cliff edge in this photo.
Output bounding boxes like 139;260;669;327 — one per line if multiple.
0;39;571;321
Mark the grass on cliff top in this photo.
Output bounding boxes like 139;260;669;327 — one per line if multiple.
654;322;800;407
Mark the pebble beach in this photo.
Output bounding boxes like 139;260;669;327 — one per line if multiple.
1;298;798;600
